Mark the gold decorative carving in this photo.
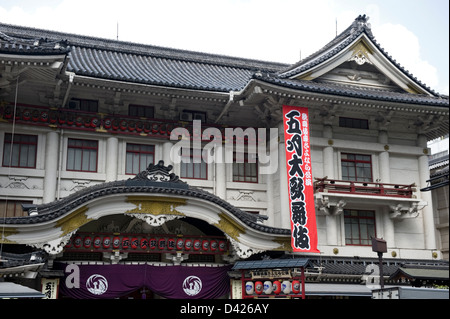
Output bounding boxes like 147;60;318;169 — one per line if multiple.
126;196;186;216
272;237;292;252
349;41;373;65
213;212;245;241
0;228;19;244
56;206;92;236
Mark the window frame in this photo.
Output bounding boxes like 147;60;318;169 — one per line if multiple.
128;104;155;119
341;153;373;182
339;117;369;130
0;199;33;217
2;133;38;169
232;152;258;183
68;98;99;113
344;209;377;246
180;148;208;180
66;138;98;172
125;143;155;175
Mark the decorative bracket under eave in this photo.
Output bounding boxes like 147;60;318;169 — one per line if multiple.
389;202;426;220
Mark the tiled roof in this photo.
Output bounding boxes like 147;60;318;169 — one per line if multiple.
68;45;256;91
253;72;449;108
0;19;448;105
0;22;287;92
0;31;69;55
277;15;440;98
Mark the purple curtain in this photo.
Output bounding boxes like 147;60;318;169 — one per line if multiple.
58;263;231;299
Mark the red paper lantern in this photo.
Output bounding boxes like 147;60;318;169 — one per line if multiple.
140;238;149;250
210;240;218;251
202;240;209;251
167;238;176;250
83;236;92;248
193;240;201;251
184;239;192;250
131;237;139;249
254;281;263;295
122;237;130;249
149;238;157;250
219;241;227;252
102;237;111;249
273;281;281;294
93;236;101;249
292;280;300;294
158;238;166;250
73;236;82;248
112;237;121;249
176;238;184;250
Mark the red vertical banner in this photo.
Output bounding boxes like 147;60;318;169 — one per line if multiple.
283;105;319;253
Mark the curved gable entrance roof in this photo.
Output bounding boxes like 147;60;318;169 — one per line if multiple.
1;161;291;258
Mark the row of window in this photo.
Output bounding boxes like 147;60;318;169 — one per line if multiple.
2;133;374;182
69;99;369;130
2;134;258;182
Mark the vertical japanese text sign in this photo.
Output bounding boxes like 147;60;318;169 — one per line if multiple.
283;105;319;253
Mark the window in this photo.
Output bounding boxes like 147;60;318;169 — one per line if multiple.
2;133;37;168
129;104;155;118
233;153;258;183
126;143;155;175
344;209;376;246
67;138;98;172
339;117;369;129
180;148;207;179
0;200;32;217
68;98;98;113
180;110;206;122
341;153;372;182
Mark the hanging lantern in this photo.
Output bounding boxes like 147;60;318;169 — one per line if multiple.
218;241;227;252
112;237;121;249
184;239;192;250
245;281;254;295
140;238;149;250
73;236;82;248
282;281;291;294
103;118;112;129
292;280;300;294
122;237;130;249
167;238;176;250
193;240;201;251
149;238;157;250
176;238;184;250
102;237;111;249
263;281;273;294
254;281;263;295
93;236;102;249
83;236;92;248
40;111;48;122
273;281;281;294
22;109;31;121
210;240;218;251
158;238;166;250
202;240;209;251
131;237;139;249
119;120;127;131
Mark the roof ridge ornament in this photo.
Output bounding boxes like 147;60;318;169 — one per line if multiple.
132;160;185;184
351;14;373;36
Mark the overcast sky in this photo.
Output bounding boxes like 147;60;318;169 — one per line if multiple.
1;0;448;95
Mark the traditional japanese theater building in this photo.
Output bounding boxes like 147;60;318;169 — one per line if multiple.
0;15;448;299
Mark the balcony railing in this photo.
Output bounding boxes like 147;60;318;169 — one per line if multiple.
314;178;415;198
